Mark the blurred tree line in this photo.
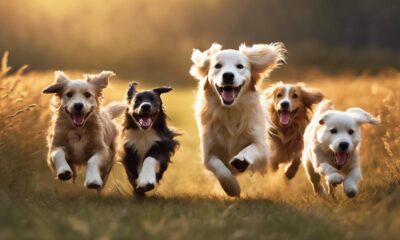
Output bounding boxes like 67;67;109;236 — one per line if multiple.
0;0;399;84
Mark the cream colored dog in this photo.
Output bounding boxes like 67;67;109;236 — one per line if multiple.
302;100;380;198
190;43;285;197
43;71;126;189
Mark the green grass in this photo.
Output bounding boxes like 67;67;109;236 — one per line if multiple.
0;69;399;240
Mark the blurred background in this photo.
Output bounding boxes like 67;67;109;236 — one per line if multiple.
1;0;399;85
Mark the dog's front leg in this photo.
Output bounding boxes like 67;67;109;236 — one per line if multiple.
343;164;361;198
285;154;301;179
136;157;160;193
317;163;344;197
230;143;267;173
206;156;241;197
84;151;108;189
50;147;73;181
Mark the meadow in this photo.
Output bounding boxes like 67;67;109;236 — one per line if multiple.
0;52;399;239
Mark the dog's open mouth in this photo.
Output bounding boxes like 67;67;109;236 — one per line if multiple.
278;109;297;126
135;114;155;129
67;109;92;127
216;85;242;105
333;151;348;167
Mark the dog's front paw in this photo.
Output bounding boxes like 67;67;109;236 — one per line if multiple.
84;174;103;189
327;173;344;186
230;157;249;173
344;183;358;198
135;172;157;194
56;168;73;181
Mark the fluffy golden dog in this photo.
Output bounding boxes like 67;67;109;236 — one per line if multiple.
266;82;323;179
190;43;285;197
42;71;126;189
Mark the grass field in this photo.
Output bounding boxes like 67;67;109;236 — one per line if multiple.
0;53;399;239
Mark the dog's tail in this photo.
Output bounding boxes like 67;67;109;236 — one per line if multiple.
103;101;128;119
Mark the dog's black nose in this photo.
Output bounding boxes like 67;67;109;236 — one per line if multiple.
141;103;151;111
280;101;290;109
339;142;349;151
74;103;84;112
222;72;234;85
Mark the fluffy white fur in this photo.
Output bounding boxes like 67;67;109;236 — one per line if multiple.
190;43;285;197
302;100;380;198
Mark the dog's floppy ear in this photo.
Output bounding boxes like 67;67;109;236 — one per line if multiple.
316;100;334;125
42;71;69;94
153;87;173;95
239;43;286;84
126;81;139;102
86;71;115;93
190;43;222;80
346;108;380;125
264;81;282;99
298;83;324;109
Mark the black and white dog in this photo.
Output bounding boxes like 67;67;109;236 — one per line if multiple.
121;82;179;194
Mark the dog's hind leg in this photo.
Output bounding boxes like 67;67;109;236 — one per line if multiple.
304;159;325;196
207;156;241;197
50;147;73;181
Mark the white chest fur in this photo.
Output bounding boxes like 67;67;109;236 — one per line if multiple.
67;130;89;160
123;129;161;161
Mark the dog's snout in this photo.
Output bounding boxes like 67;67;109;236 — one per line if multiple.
222;72;234;85
280;101;290;109
74;103;84;112
339;142;349;151
141;103;152;112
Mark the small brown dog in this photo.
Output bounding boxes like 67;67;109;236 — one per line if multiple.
42;71;126;189
265;82;323;179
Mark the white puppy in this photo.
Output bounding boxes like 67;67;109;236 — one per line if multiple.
302;100;380;198
190;43;285;197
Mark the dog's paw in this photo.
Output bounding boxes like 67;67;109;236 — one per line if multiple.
135;172;157;193
230;157;249;173
327;173;344;186
56;168;73;181
284;163;300;180
84;174;103;189
344;183;358;198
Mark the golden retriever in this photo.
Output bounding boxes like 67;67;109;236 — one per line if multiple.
190;43;286;197
265;82;323;179
42;71;126;189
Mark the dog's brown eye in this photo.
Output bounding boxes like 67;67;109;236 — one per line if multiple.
292;93;298;99
277;93;283;98
330;128;337;134
236;64;244;69
348;129;354;135
66;92;73;98
215;63;222;69
84;92;92;98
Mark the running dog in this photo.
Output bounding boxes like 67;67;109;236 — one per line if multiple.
190;43;286;197
302;100;380;198
121;82;179;194
43;71;126;189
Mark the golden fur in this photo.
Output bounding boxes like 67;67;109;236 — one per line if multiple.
265;82;323;179
191;43;286;197
43;71;126;189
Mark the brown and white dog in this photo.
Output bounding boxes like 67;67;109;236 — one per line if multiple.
266;82;323;179
42;71;126;189
190;43;286;197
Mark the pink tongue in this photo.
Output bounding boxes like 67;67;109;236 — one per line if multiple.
139;117;152;128
279;112;291;125
72;114;85;126
221;90;235;102
335;152;347;166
